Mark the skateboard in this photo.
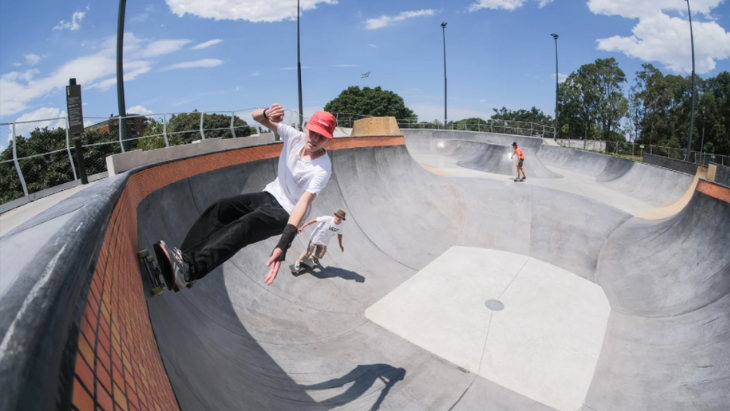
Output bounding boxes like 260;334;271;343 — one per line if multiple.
290;261;314;275
137;249;165;296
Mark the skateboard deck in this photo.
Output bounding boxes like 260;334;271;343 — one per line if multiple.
137;249;165;296
290;262;313;275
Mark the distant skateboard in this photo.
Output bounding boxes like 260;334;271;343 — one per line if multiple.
137;249;165;296
290;261;315;275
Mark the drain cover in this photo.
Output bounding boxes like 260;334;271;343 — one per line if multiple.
485;299;505;311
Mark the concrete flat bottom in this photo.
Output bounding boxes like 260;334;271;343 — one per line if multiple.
366;247;611;411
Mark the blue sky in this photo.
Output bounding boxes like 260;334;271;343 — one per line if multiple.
1;0;729;148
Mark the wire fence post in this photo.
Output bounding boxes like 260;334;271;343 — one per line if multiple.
199;112;205;140
118;116;126;153
230;111;237;138
64;117;78;181
163;112;170;147
11;123;29;197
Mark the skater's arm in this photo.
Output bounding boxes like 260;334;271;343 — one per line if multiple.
265;192;317;285
338;234;344;252
253;104;285;132
297;218;318;233
288;191;316;228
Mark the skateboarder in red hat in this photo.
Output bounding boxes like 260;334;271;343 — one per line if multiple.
154;104;337;289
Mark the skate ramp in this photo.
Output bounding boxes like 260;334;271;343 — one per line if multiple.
538;145;694;207
132;139;729;410
404;131;561;179
4;135;730;411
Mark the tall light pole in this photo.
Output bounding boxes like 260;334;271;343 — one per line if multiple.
685;0;697;162
116;0;128;151
441;22;448;127
297;0;304;130
551;33;559;140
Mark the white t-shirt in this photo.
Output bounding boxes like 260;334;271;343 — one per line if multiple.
264;124;332;216
310;216;345;246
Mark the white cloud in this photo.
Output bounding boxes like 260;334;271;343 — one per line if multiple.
166;0;338;23
128;105;154;115
368;44;377;48
24;54;41;65
251;71;261;76
160;59;223;71
0;33;190;116
53;11;86;31
469;0;553;12
366;9;435;30
192;39;223;49
7;107;67;141
587;0;721;19
590;0;730;74
132;5;155;22
139;39;192;58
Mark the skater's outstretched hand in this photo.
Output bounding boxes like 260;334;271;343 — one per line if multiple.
265;248;283;285
267;103;285;122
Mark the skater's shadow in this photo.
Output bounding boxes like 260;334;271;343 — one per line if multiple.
298;364;406;410
310;265;366;283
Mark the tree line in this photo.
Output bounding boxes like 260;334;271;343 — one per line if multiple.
0;111;254;205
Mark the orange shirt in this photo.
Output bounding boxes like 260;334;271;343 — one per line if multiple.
514;147;525;160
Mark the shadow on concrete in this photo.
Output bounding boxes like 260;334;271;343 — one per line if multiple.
310;265;366;283
298;364;406;411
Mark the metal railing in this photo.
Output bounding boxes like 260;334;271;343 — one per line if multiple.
0;108;305;210
555;139;728;166
397;118;557;139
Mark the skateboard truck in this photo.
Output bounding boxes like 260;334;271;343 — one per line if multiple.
137;249;165;296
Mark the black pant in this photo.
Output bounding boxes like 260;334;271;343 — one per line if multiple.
180;192;289;280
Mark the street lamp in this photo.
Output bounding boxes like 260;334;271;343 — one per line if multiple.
441;22;448;127
297;0;304;130
685;0;697;162
116;0;128;152
551;33;559;141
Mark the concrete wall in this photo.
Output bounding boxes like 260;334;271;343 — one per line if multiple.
712;162;730;187
643;153;699;175
106;134;276;176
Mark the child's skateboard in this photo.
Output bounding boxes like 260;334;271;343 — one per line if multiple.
290;262;314;275
137;249;165;296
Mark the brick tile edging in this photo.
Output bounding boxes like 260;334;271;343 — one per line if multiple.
697;180;730;204
70;136;403;411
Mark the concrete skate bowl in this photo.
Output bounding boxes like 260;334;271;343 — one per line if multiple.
404;130;562;179
2;135;729;411
538;145;695;207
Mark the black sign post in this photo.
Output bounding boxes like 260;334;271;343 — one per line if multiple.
66;78;88;184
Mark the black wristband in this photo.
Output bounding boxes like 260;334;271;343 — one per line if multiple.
274;224;298;261
263;108;269;119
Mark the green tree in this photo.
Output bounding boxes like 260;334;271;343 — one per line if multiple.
491;107;553;125
137;110;253;151
324;86;416;125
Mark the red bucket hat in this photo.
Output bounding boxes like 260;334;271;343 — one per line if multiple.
306;111;337;139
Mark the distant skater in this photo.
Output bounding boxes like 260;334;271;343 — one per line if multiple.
153;104;337;290
511;142;526;182
294;210;347;272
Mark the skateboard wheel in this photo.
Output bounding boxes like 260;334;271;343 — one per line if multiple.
151;286;164;296
137;249;149;258
146;256;154;263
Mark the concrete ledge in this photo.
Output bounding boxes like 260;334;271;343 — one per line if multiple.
643;153;698;175
106;133;276;176
711;162;730;187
